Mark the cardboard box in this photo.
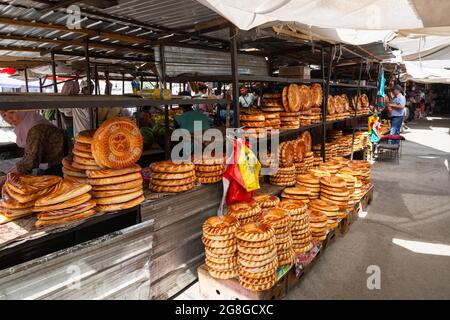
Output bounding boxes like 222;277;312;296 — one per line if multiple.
279;66;311;79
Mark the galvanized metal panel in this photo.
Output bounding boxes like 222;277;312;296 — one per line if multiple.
154;45;269;78
0;220;154;300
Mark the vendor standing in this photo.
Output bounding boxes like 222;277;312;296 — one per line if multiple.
72;80;95;137
0;110;65;185
239;86;257;109
389;84;406;142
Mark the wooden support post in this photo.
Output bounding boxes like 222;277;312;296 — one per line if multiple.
230;25;240;129
105;70;111;95
51;52;58;93
94;64;100;95
122;73;125;95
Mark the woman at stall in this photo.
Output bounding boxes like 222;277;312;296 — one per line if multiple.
0;110;65;185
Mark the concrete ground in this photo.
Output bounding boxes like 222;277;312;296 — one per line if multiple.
285;116;450;299
177;116;450;300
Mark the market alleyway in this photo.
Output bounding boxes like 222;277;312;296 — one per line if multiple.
285;116;450;299
177;117;450;300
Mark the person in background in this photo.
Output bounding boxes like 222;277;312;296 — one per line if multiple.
388;84;406;143
59;80;80;140
239;86;257;108
194;84;209;115
97;81;122;124
71;80;94;137
0;110;65;186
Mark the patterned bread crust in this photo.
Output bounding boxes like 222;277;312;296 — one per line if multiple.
195;164;225;172
37;200;97;221
235;222;275;242
73;155;97;166
151;171;194;180
205;255;237;265
150;160;195;173
205;245;237;255
208;268;238;280
92;178;143;191
96;194;144;212
35;181;91;206
195;170;223;178
86;164;141;179
239;278;276;291
91;186;142;198
33;193;91;212
151;176;196;187
149;183;195;193
205;259;237;271
202;215;240;236
72;149;94;160
95;189;143;205
238;255;277;268
227;201;261;219
89;172;142;186
258;208;291;228
6;173;62;195
287;83;300;112
197;176;222;184
75;130;96;144
311;83;323;107
238;248;277;262
300;131;312;152
202;237;236;249
237;238;275;248
35;209;97;228
237;244;275;255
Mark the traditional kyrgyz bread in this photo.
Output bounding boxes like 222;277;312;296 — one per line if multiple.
254;194;280;208
150;160;195;173
35;209;97;228
299;85;312;111
240;114;265;122
88;172;142;186
205;245;237;255
235;222;275;242
71;161;102;171
287;84;300;112
237;244;275;255
76;130;96;144
91;186;142;198
64;175;89;185
86;164;141;179
207;268;237;279
92;178;143;191
62;167;87;178
34;193;92;212
202;215;239;236
327;96;336;115
151;171;195;180
37;200;96;221
149;183;195;193
92;118;143;169
258;208;291;228
72;149;94;160
96;194;145;212
73;142;92;154
6;173;61;195
35;181;91;206
73;155;97;166
227;201;261;219
0;211;31;224
282;86;289;112
0;206;33;218
0;194;34;210
237;238;275;248
195;170;223;178
300;131;312;152
197;176;222;184
320;176;347;188
311;83;323;107
195;164;224;172
95;189;143;205
3;183;54;203
151;176;196;187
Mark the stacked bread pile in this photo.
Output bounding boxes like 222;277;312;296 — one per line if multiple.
327;130;343;141
355;132;371;149
235;222;278;291
281;186;311;205
318;161;343;174
296;174;321;200
310;83;323;124
336;173;357;212
319;176;350;217
280;84;301;130
264;113;281;130
313;154;323;167
324;142;337;162
87;165;144;212
195;156;225;185
298;85;312;126
0;174;61;223
312;144;322;162
240;112;266;138
339;94;352;119
259;208;294;267
333;95;347;120
150;161;195;193
339;166;364;201
261;93;283;131
227;200;262;225
341;135;354;156
69;130;101;178
292;138;306;175
85;118;144;210
202;215;240;279
254;194;280;209
353;94;370;115
352;132;364;151
348;160;372;189
300;131;314;172
310;199;341;231
33;180;96;228
303;151;315;172
270;141;296;186
308;209;328;242
308;168;331;179
326;96;337;121
279;199;312;254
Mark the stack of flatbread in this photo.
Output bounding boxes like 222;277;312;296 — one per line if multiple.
279;199;312;254
310;199;342;231
87;164;144;212
195;157;225;185
149;161;196;193
281;186;311;205
33;180;96;228
270;141;296;187
319;176;350;221
68;130;101;180
0;173;61;223
308;209;328;242
227;200;261;225
235;222;278;292
336;173;357;212
259;208;294;268
253;194;280;209
296;174;321;200
202;215;240;280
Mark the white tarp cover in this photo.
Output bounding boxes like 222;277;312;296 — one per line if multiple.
198;0;450;33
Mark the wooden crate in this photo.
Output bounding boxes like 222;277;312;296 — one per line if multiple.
338;216;351;236
197;264;289;300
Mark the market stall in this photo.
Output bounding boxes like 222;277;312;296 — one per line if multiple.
0;0;388;300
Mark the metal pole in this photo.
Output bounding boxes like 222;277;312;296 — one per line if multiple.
160;45;170;160
323;46;334;162
122;73;125;95
350;61;364;160
39;77;43;93
85;39;95;129
105;70;110;95
24;68;29;93
230;25;240;128
94;64;100;95
51;52;58;93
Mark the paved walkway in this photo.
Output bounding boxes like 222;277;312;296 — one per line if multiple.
286;116;450;299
